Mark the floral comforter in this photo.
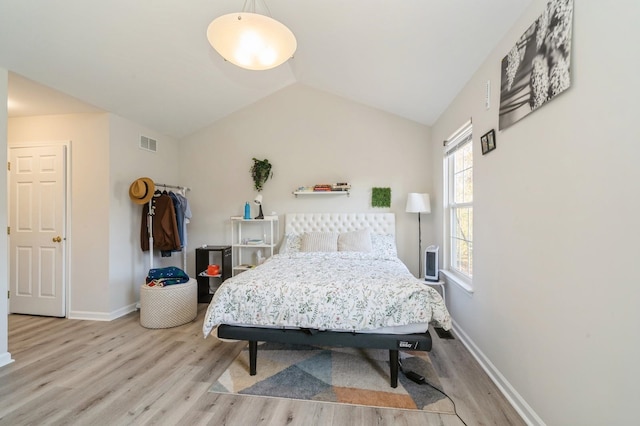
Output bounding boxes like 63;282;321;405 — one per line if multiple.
202;252;451;337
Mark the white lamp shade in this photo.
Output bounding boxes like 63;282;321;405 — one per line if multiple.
405;193;431;214
254;194;263;205
207;12;297;71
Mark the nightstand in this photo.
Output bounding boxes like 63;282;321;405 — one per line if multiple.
425;279;446;305
195;245;231;303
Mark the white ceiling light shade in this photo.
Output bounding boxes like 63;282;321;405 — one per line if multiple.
207;3;297;71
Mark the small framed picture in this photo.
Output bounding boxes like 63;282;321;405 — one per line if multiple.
481;129;496;155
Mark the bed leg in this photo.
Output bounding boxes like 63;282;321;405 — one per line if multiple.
249;341;257;376
389;350;399;388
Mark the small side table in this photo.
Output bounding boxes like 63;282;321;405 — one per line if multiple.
425;279;446;305
195;245;231;303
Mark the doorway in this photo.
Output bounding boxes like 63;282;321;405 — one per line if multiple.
8;141;69;317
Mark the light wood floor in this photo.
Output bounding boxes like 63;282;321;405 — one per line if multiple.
1;306;525;425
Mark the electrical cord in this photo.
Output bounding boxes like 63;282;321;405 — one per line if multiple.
399;358;469;426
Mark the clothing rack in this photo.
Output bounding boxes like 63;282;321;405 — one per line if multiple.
154;182;191;193
147;183;190;271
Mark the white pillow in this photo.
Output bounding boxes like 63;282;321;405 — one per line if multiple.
279;233;302;254
370;234;398;259
300;232;339;252
338;229;372;252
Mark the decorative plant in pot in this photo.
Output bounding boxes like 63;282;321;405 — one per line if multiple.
250;158;273;219
250;157;273;192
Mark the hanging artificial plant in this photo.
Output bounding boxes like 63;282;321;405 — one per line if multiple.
250;157;273;192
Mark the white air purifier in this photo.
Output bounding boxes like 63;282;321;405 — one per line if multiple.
424;245;439;281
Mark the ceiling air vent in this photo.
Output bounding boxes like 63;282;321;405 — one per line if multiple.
139;135;157;152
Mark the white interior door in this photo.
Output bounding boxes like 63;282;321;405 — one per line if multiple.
9;144;66;317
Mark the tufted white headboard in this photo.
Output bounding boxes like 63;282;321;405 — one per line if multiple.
285;213;395;236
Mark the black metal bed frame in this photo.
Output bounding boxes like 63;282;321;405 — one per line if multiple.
217;324;432;388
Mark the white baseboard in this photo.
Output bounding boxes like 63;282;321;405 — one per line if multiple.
68;303;137;321
68;311;111;321
109;303;138;320
0;351;14;368
451;319;546;426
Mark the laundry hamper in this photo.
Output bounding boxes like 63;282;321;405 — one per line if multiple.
140;278;197;329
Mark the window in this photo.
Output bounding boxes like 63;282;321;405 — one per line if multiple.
444;122;473;280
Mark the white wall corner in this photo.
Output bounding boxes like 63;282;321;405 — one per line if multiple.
109;303;138;321
452;319;546;426
441;269;474;295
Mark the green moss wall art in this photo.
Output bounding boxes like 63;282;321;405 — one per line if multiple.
371;187;391;208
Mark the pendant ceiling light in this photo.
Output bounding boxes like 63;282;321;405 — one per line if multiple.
207;0;297;71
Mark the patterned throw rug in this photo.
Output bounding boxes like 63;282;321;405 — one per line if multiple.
209;342;455;413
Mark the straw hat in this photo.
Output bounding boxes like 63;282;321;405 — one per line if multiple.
129;177;155;204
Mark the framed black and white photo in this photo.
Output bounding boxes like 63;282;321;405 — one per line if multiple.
481;129;496;155
498;0;574;130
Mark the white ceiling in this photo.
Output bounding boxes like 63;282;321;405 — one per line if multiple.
0;1;533;139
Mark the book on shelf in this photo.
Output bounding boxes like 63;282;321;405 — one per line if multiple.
313;184;332;191
295;183;351;193
332;182;351;191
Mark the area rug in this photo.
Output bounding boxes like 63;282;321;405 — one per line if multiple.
209;342;454;413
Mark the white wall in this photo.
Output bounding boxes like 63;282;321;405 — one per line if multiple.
431;1;640;425
0;67;11;367
8;113;112;317
8;113;180;319
179;83;433;276
108;114;180;312
3;82;432;327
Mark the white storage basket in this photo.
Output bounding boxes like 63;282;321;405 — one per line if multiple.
140;278;197;329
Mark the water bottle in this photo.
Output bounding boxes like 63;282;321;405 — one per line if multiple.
244;202;251;219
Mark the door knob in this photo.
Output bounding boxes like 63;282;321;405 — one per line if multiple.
53;236;62;243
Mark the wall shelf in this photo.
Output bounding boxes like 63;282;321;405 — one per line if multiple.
293;190;350;197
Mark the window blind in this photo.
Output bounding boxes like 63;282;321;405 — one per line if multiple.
444;121;473;156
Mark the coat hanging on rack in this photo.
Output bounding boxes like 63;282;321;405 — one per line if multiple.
168;191;191;250
140;192;181;252
130;178;190;271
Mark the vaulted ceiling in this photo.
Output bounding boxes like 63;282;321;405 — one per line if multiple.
0;1;533;139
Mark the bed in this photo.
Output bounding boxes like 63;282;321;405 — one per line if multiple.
203;213;451;387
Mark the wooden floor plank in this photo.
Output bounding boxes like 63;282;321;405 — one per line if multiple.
0;305;525;426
